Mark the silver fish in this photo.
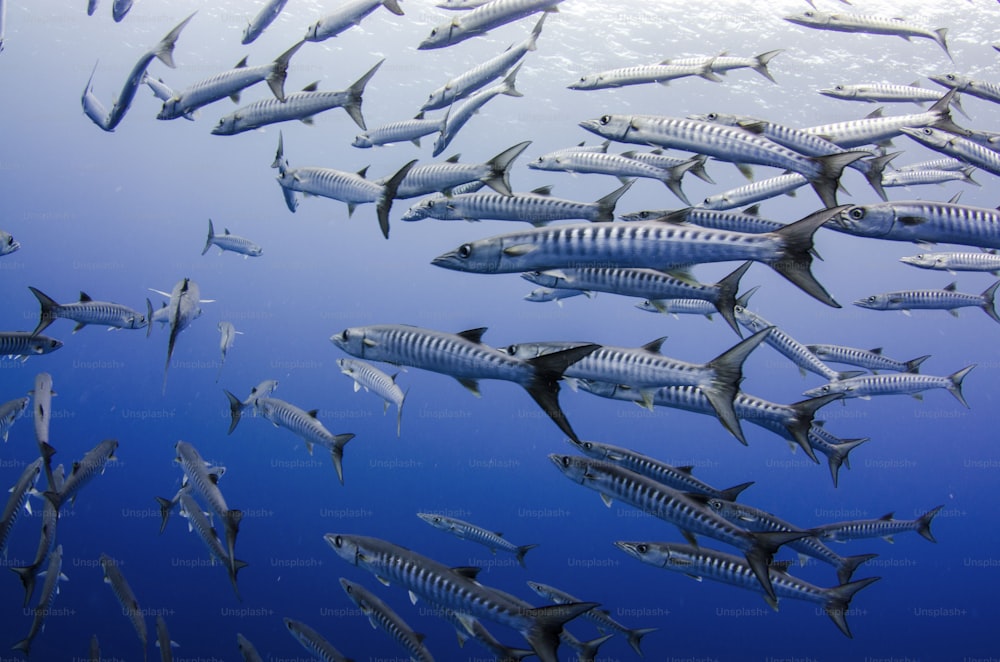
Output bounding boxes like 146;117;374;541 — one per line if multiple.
0;228;17;256
82;61;112;131
324;533;597;662
222;379;279;435
158;41;303;120
830;200;1000;249
283;618;352;662
43;438;118;512
431;207;845;308
142;74;194;121
0;457;42;556
353;112;443;149
433;65;523;157
339;578;436;662
419;0;561;50
930;72;1000;106
528;149;695;204
242;0;289;44
811;505;945;544
622;205;788;236
881;166;978;189
158;278;204;393
216;321;242;382
896;157;968;172
337;358;406;436
99;553;148;659
214;60;382;135
568;61;721;90
900;126;1000;177
663;50;783;83
11;464;64;608
378;141;530;198
784;10;950;58
304;0;404;43
177;492;248;601
422;14;545;111
854;281;1000;324
900;250;1000;275
0;396;28;443
237;633;263;662
202;220;262;258
29;286;148;337
112;0;133;22
820;81;966;115
803;365;976;407
636;297;719;319
417;512;538;567
615;541;879;638
804;344;929;374
524;286;591;304
174;440;242;571
12;545;66;657
330;324;598;443
0;332;62;360
155;615;178;662
700;173;808;210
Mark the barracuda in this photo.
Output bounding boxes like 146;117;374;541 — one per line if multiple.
549;454;805;602
504;330;769;444
896;157;968;172
803;365;976;407
930;72;1000;105
242;0;289;44
568;439;754;502
623;150;714;184
580;113;865;207
174;440;242;572
419;0;561;50
99;553;148;658
901;126;1000;177
784;10;950;59
819;81;962;108
422;14;545;111
433;65;523;157
525;286;591;304
882;166;977;189
637;297;719;319
82;61;112;130
158;41;303;120
43;439;118;512
432;207;844;307
223;379;279;435
237;633;264;662
354;113;443;149
805;344;929;374
622;205;786;235
12;545;66;657
417;512;538;567
284;618;351;662
615;541;880;638
438;607;534;661
0;332;60;359
304;0;403;42
569;61;721;90
706;498;878;584
0;396;28;443
404;179;631;225
216;321;241;382
251;395;356;484
29;286;147;337
520;262;750;333
854;281;1000;324
901;250;1000;275
159;278;204;393
528;149;694;204
664;50;783;83
202;220;262;258
31;372;54;450
12;464;63;608
700;173;809;210
338;358;406;436
178;492;248;601
330;324;598;443
831;199;1000;248
811;505;945;543
339;578;435;662
0;228;18;256
214;60;382;135
0;457;42;557
325;533;596;662
378;141;530;198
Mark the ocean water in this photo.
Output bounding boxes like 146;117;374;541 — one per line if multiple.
0;0;998;660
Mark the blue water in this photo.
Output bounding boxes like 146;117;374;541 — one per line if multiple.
1;0;998;660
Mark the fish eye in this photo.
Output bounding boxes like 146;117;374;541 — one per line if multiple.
834;85;844;91
6;237;12;245
458;243;472;259
430;28;438;37
599;115;611;125
849;207;865;220
582;441;592;450
708;499;722;510
333;535;343;547
867;296;877;303
341;329;350;341
922;128;933;135
819;385;830;393
636;544;648;553
560;456;571;468
804;11;814;17
946;74;956;81
706;113;717;120
505;344;518;354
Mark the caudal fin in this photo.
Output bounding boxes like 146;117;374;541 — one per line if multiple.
155;496;175;535
377;159;418;238
483;140;531;196
767;206;846;307
329;433;356;485
28;286;59;338
784;393;843;462
153;11;196;69
744;530;809;602
817;435;869;488
572;633;615;662
946;364;975;408
523;601;600;662
224;390;244;435
9;564;39;607
823;576;881;638
525;344;601;443
836;552;879;585
980;281;1000;325
808;152;867;208
265;40;305;101
859;151;899;202
593;180;634;223
202;219;215;256
904;355;930;373
714;261;752;336
916;504;944;543
516;544;539;568
752;49;783;83
703;328;772;445
343;59;384;130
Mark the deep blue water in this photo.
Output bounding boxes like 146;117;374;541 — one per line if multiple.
1;0;999;660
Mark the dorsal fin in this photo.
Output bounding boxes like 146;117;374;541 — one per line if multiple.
445;154;461;163
450;566;482;580
870;347;883;355
224;229;231;235
880;512;894;521
79;291;93;302
944;282;957;291
301;81;320;92
457;327;487;343
235;56;248;69
676;465;694;475
641;336;668;354
530;185;553;196
864;107;884;119
307;409;319;418
742;204;760;216
357;166;369;179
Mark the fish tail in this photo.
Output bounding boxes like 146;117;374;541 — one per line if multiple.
686;154;715;184
41;489;62;514
744;530;808;602
703;328;772;445
223;390;244;435
767;206;846;307
717;481;755;502
663;159;695;205
526;13;547;51
980;281;1000;325
483;140;531;196
808;152;867;208
860;152;899;202
11;638;31;656
962;165;979;186
228;558;249;602
396;388;408;438
202;219;215;256
515;544;539;568
713;261;752;336
145;298;153;339
153;11;196;69
822;576;881;638
625;627;658;657
154;496;174;535
904;355;931;373
946;364;975;408
271;131;286;170
523;601;599;662
27;286;58;338
784;394;842;461
501;62;524;98
330;434;356;485
934;27;951;60
9;564;38;607
576;633;614;660
836;553;879;585
344;59;384;131
524;343;600;443
752;49;783;83
929;90;965;135
266;40;305;102
916;505;944;543
825;436;869;488
593;180;634;222
382;0;405;15
377;159;418;239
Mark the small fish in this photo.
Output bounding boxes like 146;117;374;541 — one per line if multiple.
379;141;529;199
283;618;352;662
216;321;242;382
900;126;1000;178
339;578;436;662
664;50;783;83
433;65;523;158
854;281;1000;324
820;81;967;116
784;10;951;59
805;344;929;374
803;365;976;407
155;615;178;662
929;72;1000;106
0;457;42;556
43;438;118;512
0;396;28;442
100;553;148;660
0;228;18;256
419;0;561;50
11;464;65;607
699;173;808;210
352;112;443;149
236;634;263;662
900;251;1000;275
29;286;148;337
417;512;538;566
337;358;406;436
812;505;945;544
174;440;242;572
568;61;721;90
0;332;62;361
304;0;404;43
242;0;289;44
202;220;262;258
881;166;978;189
524;286;591;304
223;379;279;435
143;74;194;121
177;492;248;601
12;545;67;657
156;278;204;393
829;200;1000;250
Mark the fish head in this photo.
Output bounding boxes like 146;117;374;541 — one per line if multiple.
156;98;181;121
577;378;631;399
700;193;728;210
211;115;237;136
928;72;968;91
818;84;855;100
784;10;831;27
899;254;941;269
1;232;19;255
621;209;669;222
351;133;374;148
416;513;451;531
900;126;952;149
126;310;148;329
566;439;609;461
688;111;740;126
330;326;380;359
324;533;368;566
568;74;603;90
422;88;447;111
520;270;560;288
547;453;598;484
431;237;504;273
303;21;322;41
31;336;63;354
853;293;890;310
614;541;675;568
579;115;637;142
400;198;443;222
418;20;459;50
731;305;765;332
833;204;895;237
802;380;853;399
248;245;263;257
527;155;558;170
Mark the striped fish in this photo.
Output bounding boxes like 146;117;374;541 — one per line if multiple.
803;365;976;407
831;200;1000;249
43;439;118;512
378;141;530;198
568;61;721;90
802;91;962;148
700;173;809;210
339;578;436;662
178;492;248;601
337;358;406;436
417;512;538;567
900;126;1000;177
353;112;443;149
805;344;929;374
304;0;403;42
237;633;264;662
812;505;945;543
100;553;148;660
174;440;242;571
433;65;523;158
242;0;289;44
0;457;42;557
900;251;1000;275
11;464;64;607
29;287;147;336
930;72;1000;105
819;82;964;111
283;618;351;662
854;281;1000;324
202;220;261;258
419;0;562;50
0;396;28;443
12;545;66;657
784;10;950;58
881;166;977;189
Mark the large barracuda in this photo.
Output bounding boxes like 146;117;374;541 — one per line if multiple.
900;126;1000;177
820;81;967;116
432;207;846;308
324;533;597;662
330;324;598;443
929;72;1000;106
28;286;148;336
12;544;66;657
418;0;561;50
784;10;951;59
304;0;404;43
663;50;783;83
881;166;978;189
829;200;1000;249
549;454;805;602
158;41;303;120
616;541;880;638
579;114;866;207
11;464;64;607
422;14;545;111
0;332;62;360
213;60;383;135
621;205;789;236
173;440;242;573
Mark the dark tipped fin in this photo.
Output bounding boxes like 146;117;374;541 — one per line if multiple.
808;152;867;208
916;505;944;542
837;553;879;585
155;496;175;535
594;180;634;222
714;261;752;336
483;141;531;196
980;281;1000;325
904;355;930;373
717;481;755;502
265;40;305;102
767;206;847;307
752;49;783;83
823;576;881;638
703;328;772;446
28;286;58;338
377;159;418;238
785;394;844;463
744;530;810;602
343;59;384;131
515;544;539;568
524;601;600;662
224;390;244;435
525;344;601;443
861;151;899;201
947;364;975;408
